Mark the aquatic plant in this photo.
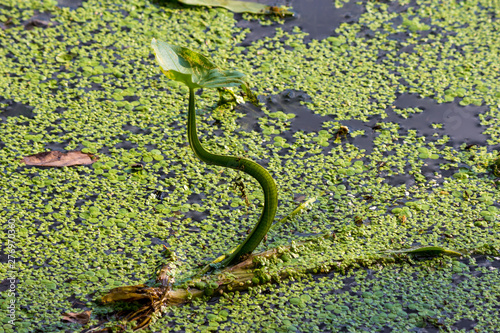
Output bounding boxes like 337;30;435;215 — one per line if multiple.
151;39;278;271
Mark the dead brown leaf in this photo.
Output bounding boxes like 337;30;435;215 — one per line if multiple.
21;151;98;167
61;310;91;325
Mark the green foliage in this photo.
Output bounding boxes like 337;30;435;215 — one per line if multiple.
151;39;247;90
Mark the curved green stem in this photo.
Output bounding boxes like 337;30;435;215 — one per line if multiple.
187;88;278;271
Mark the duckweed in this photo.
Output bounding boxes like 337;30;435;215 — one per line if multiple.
0;0;499;331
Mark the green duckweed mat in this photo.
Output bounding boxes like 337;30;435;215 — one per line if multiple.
0;0;499;332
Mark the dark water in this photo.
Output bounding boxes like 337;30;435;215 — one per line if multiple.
232;0;494;155
56;0;85;9
238;89;491;151
236;88;494;186
236;0;365;44
0;99;35;120
392;93;489;148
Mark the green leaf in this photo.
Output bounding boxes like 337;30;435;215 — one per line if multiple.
199;68;246;88
151;39;215;89
177;0;293;15
152;39;249;90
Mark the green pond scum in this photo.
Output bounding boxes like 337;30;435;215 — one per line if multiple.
0;0;499;332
